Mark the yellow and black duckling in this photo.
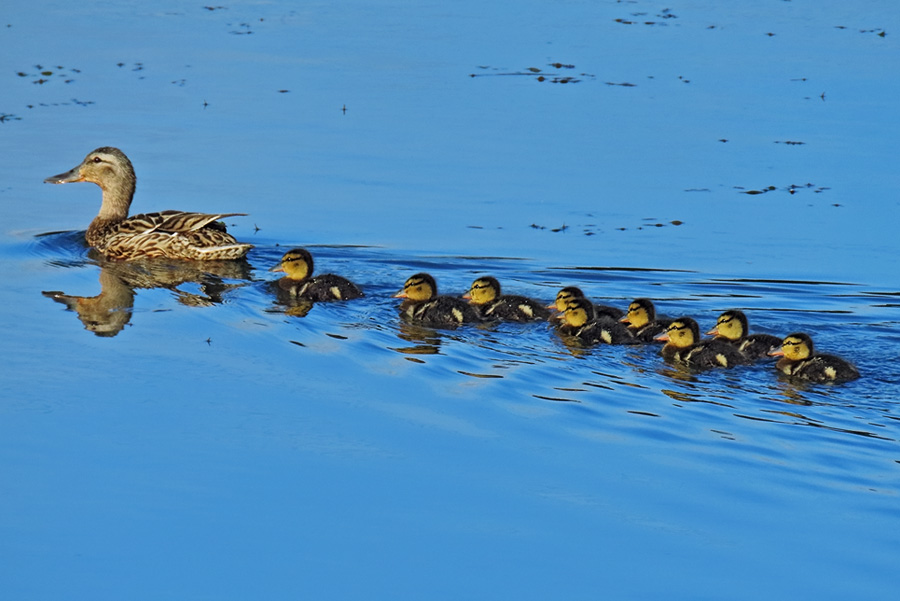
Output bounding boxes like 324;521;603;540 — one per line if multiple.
463;276;550;322
547;286;624;320
619;298;673;343
270;248;364;302
557;297;635;345
706;310;782;361
768;333;860;383
44;147;252;261
394;273;481;327
656;317;749;369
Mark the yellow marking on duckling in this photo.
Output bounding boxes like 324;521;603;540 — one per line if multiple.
824;366;837;380
331;286;342;300
452;308;463;323
519;304;533;318
601;330;612;344
716;353;728;367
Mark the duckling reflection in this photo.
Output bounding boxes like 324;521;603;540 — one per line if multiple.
391;322;445;356
42;257;251;336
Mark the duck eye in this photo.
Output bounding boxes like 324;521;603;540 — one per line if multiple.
92;156;102;163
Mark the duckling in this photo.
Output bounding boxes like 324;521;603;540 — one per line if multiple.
270;248;364;302
44;147;252;261
768;333;860;383
557;297;635;345
706;310;781;361
656;317;749;369
463;276;550;322
619;298;673;343
394;273;481;327
548;286;624;320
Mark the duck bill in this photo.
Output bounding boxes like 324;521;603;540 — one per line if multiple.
768;347;785;357
268;264;285;273
392;290;408;299
654;332;670;342
462;292;472;300
619;316;631;324
44;167;84;184
705;327;719;336
546;302;559;310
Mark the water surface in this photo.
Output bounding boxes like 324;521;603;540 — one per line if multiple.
2;1;899;600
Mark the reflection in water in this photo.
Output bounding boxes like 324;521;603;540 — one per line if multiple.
42;257;252;336
391;322;444;356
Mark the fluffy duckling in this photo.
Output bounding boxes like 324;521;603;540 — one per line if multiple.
557;297;635;345
620;298;672;343
706;310;781;361
656;317;749;369
548;286;624;320
768;333;860;383
270;248;364;302
44;147;252;261
463;276;550;322
394;273;481;327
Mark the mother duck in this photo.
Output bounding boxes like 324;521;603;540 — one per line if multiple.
44;147;252;260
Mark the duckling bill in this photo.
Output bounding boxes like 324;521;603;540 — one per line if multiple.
44;147;252;261
271;248;363;303
394;273;480;327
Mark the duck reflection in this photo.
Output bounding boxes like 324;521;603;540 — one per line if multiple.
43;257;252;336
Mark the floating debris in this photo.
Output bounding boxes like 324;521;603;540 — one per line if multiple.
470;63;593;84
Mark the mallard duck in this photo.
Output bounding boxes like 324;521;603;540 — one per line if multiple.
44;147;252;261
619;298;673;343
547;286;624;320
768;333;860;383
706;310;781;360
463;276;550;322
394;273;481;327
557;297;635;345
656;317;749;369
270;248;363;302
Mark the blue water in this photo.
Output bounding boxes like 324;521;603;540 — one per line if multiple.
2;1;899;600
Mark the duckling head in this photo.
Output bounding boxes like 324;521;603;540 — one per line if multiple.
394;273;438;302
562;297;595;328
464;276;500;305
769;332;814;360
706;310;748;340
549;286;585;311
621;298;655;327
655;317;700;348
270;248;313;281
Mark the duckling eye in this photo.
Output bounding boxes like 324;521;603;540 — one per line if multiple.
92;156;102;163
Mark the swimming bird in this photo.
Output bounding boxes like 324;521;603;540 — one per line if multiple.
557;297;634;345
656;317;749;369
620;298;672;343
44;147;252;260
270;248;364;302
463;276;550;321
394;273;480;327
547;286;624;320
706;310;781;361
768;332;860;383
